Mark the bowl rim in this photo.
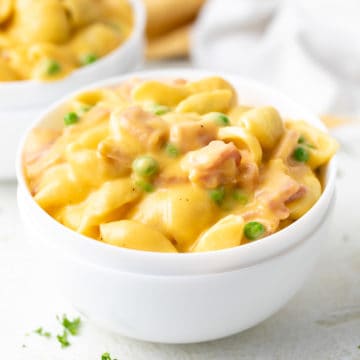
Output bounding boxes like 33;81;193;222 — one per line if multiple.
0;0;146;90
16;68;337;275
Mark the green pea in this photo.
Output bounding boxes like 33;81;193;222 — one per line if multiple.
150;104;170;116
232;190;248;205
208;187;225;206
46;60;61;75
80;104;92;113
298;135;306;144
244;222;265;240
80;53;98;66
165;143;180;158
293;146;309;162
132;156;159;177
64;112;79;126
206;112;230;126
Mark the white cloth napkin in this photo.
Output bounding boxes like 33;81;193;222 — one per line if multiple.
192;0;360;116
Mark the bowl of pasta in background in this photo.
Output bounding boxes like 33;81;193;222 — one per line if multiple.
0;0;145;179
16;69;337;344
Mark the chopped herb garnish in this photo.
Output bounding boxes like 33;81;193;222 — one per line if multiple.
101;353;117;360
59;315;81;336
81;53;98;66
132;156;159;177
209;187;225;206
34;327;51;338
165;143;180;158
45;60;61;76
57;330;70;348
293;146;309;162
244;221;265;240
64;112;79;126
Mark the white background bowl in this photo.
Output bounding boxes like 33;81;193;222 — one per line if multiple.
0;0;146;179
16;69;336;343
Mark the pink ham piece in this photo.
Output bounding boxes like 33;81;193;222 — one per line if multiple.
181;140;242;189
169;119;218;152
255;160;301;220
114;106;168;150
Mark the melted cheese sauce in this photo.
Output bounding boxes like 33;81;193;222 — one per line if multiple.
23;76;338;252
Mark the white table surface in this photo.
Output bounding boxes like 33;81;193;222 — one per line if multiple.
1;86;360;359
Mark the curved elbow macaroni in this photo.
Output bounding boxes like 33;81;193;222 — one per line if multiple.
239;107;284;151
175;90;233;114
286;120;339;170
0;1;13;24
23;76;338;253
218;126;262;165
0;0;133;81
100;220;178;253
192;215;245;252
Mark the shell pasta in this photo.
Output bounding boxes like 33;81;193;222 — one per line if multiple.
0;0;133;81
23;76;338;253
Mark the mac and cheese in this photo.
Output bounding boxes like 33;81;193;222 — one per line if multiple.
0;0;133;81
23;76;338;252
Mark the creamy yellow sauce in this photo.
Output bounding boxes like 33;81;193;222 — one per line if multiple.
0;0;133;81
23;76;338;252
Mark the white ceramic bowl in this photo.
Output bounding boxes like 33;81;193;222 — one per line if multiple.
16;69;336;343
0;0;145;179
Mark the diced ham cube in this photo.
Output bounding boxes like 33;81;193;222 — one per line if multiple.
113;106;168;150
237;160;259;191
286;185;307;203
255;160;300;219
181;140;242;189
169;119;218;152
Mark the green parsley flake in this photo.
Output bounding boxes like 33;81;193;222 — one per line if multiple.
34;327;51;338
57;330;70;348
59;315;81;336
101;353;117;360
